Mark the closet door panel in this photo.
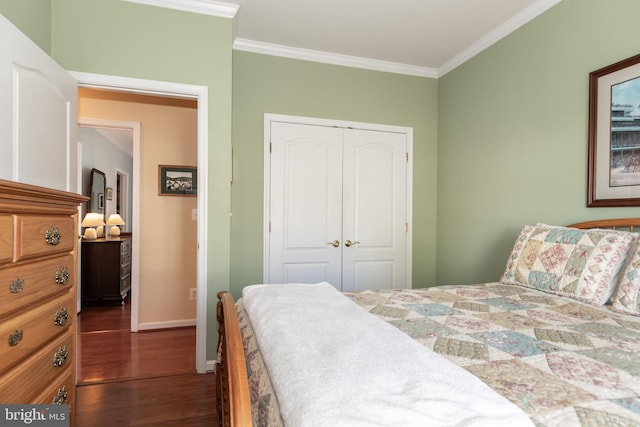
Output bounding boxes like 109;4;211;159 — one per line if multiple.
269;122;343;288
342;129;407;291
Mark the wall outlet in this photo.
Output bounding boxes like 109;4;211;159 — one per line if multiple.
191;208;197;221
189;288;197;300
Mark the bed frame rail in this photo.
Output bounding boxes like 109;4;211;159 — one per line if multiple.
216;291;252;427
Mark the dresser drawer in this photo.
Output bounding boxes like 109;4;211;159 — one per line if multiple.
34;367;74;407
16;214;76;261
120;274;131;295
0;331;73;403
120;237;131;255
0;291;73;375
0;254;74;319
0;214;13;265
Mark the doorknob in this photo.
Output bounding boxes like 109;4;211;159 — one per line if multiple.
344;240;360;247
328;240;340;247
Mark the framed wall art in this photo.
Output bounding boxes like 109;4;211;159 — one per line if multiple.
159;165;197;196
588;53;640;207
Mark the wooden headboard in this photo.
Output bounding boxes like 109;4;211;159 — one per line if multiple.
568;218;640;231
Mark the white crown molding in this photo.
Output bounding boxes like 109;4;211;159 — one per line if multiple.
233;38;438;78
438;0;563;77
122;0;238;19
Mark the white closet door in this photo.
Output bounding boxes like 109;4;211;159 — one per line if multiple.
268;120;409;291
269;122;343;287
342;129;407;291
0;14;77;192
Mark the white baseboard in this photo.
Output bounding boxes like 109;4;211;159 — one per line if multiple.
137;318;196;330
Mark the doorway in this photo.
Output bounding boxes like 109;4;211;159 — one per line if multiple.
73;72;209;374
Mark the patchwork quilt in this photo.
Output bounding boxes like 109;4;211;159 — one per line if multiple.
238;283;640;426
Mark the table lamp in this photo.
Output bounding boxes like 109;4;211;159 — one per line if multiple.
107;214;125;236
81;212;104;240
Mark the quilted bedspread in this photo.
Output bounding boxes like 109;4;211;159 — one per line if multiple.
238;283;640;426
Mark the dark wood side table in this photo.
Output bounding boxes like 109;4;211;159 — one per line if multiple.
81;233;131;305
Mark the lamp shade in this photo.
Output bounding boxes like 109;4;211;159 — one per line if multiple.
106;214;125;226
81;212;104;227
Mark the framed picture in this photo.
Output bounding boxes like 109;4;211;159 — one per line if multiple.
159;165;197;196
588;53;640;207
106;187;113;201
98;193;104;210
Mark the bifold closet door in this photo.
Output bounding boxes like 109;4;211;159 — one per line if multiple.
268;122;407;291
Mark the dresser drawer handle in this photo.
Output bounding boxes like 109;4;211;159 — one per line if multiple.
45;226;62;246
8;329;23;346
55;267;70;285
53;345;68;367
52;386;68;405
10;278;25;294
54;307;69;326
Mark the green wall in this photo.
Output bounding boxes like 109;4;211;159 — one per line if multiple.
0;0;51;53
230;52;439;296
437;0;640;285
48;0;232;359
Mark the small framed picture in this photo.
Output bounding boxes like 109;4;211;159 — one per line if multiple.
106;187;113;201
159;165;197;196
98;193;104;209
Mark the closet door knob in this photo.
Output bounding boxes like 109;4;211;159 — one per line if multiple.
344;240;360;247
328;240;340;248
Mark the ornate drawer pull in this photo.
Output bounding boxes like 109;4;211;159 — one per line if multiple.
55;267;70;285
52;386;68;405
10;278;25;294
45;226;61;246
53;345;68;367
8;329;23;346
54;307;69;326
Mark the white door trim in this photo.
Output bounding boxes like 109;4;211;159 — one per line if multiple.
263;113;413;287
72;71;209;373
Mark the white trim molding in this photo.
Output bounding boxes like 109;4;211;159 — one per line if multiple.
234;38;438;79
122;0;238;19
438;0;564;76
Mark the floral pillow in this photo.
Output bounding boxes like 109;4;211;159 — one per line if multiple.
500;224;635;306
612;240;640;316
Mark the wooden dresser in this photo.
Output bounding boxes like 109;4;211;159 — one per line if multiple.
81;234;131;305
0;179;86;424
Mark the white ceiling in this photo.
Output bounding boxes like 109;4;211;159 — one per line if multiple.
228;0;562;77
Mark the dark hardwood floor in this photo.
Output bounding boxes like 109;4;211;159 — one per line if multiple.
75;299;218;425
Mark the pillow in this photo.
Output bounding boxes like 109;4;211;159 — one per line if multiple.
500;223;635;306
611;238;640;316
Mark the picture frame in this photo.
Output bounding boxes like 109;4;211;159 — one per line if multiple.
98;193;104;210
159;165;197;196
588;53;640;207
106;187;113;201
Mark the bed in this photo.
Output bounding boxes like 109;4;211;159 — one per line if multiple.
216;219;640;426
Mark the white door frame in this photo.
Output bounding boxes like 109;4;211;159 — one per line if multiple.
72;71;209;373
263;113;413;287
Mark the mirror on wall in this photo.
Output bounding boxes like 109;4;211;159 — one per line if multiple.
89;168;106;215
